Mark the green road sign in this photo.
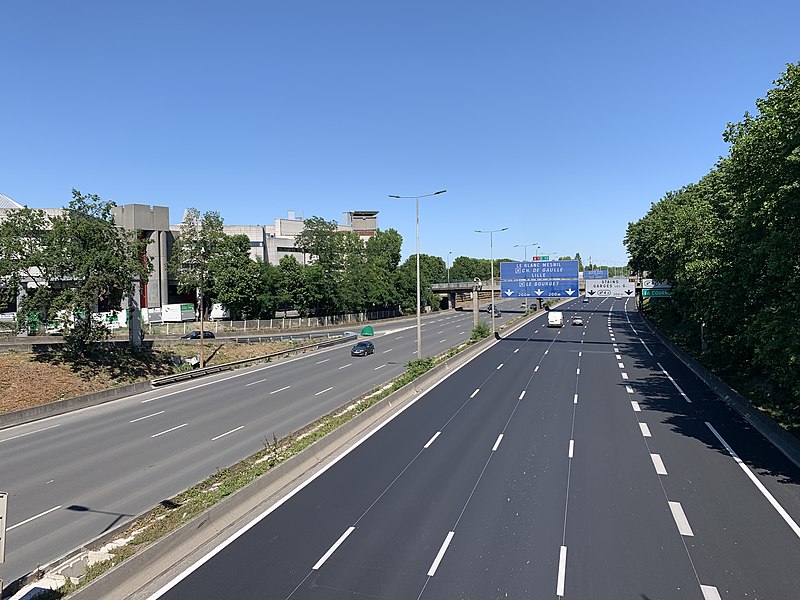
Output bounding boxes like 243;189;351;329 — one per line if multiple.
642;288;671;297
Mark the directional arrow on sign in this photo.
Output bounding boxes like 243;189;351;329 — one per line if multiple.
588;290;596;296
565;289;575;295
534;289;545;296
626;290;634;295
504;289;514;296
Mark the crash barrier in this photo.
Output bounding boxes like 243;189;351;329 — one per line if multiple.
151;333;358;386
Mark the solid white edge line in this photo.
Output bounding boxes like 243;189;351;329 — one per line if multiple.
0;423;61;443
568;439;574;458
129;411;165;423
556;545;567;596
8;505;62;531
470;388;480;398
519;390;526;400
269;385;291;395
639;423;651;437
427;531;455;577
315;387;333;396
700;584;723;600
312;526;355;570
651;453;667;475
631;401;641;412
492;434;503;452
668;501;694;536
151;423;188;438
424;431;442;449
142;330;501;600
211;426;244;441
706;422;800;539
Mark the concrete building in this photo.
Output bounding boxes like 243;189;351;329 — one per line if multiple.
2;193;379;313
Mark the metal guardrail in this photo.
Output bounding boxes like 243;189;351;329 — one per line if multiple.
151;333;358;386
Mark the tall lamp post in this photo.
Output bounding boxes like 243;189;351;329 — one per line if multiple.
389;189;447;358
514;242;536;310
447;251;453;283
476;227;508;336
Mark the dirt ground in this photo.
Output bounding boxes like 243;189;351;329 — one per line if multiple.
0;340;294;415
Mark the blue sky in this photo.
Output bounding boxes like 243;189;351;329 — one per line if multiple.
2;1;798;267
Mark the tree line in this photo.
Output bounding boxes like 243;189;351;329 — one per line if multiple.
624;61;800;422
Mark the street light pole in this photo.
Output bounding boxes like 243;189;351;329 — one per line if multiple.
514;242;536;310
447;251;452;283
389;189;447;358
476;227;508;336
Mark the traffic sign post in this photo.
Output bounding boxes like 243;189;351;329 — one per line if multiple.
0;491;7;563
642;288;672;297
500;260;580;299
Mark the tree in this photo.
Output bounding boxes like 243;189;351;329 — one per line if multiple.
0;191;150;350
207;234;264;318
169;208;225;367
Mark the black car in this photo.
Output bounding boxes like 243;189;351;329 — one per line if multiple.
180;330;215;340
351;340;375;356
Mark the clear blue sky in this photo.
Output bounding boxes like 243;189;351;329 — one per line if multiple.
2;1;798;267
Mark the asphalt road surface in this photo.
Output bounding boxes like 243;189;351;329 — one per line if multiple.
0;301;521;585
144;297;800;599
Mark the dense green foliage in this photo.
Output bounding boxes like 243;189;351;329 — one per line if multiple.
0;190;151;350
625;62;800;425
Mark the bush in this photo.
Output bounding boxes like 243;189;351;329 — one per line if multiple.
470;322;490;342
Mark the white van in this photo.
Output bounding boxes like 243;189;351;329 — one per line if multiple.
547;311;564;327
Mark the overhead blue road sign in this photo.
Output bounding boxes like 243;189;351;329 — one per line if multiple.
583;270;608;279
500;260;579;280
501;279;580;298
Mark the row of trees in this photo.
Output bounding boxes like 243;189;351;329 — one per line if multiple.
624;62;800;416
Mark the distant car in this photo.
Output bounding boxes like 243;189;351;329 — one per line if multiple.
492;308;502;317
180;330;215;340
485;303;494;313
572;316;584;326
351;340;375;356
582;297;589;303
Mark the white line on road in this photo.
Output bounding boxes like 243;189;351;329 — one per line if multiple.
313;526;356;570
519;390;526;400
269;385;291;394
668;501;694;536
427;531;455;576
151;423;188;438
469;388;481;399
631;401;641;412
534;365;539;372
557;545;567;596
0;424;61;444
514;348;519;353
576;368;580;375
130;411;165;423
496;363;504;370
8;505;62;531
578;351;582;357
212;426;244;441
545;350;549;355
492;434;504;452
382;349;393;354
657;362;692;403
616;354;622;359
568;440;574;458
626;385;634;394
316;359;330;364
439;339;446;343
700;585;723;600
641;338;653;355
618;362;624;368
573;393;578;404
395;336;404;339
424;431;442;449
621;372;629;380
651;453;667;475
706;422;800;539
374;364;386;371
245;378;267;387
315;387;333;396
639;423;651;437
338;363;352;370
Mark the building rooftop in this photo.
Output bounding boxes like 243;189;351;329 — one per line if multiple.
0;193;23;209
